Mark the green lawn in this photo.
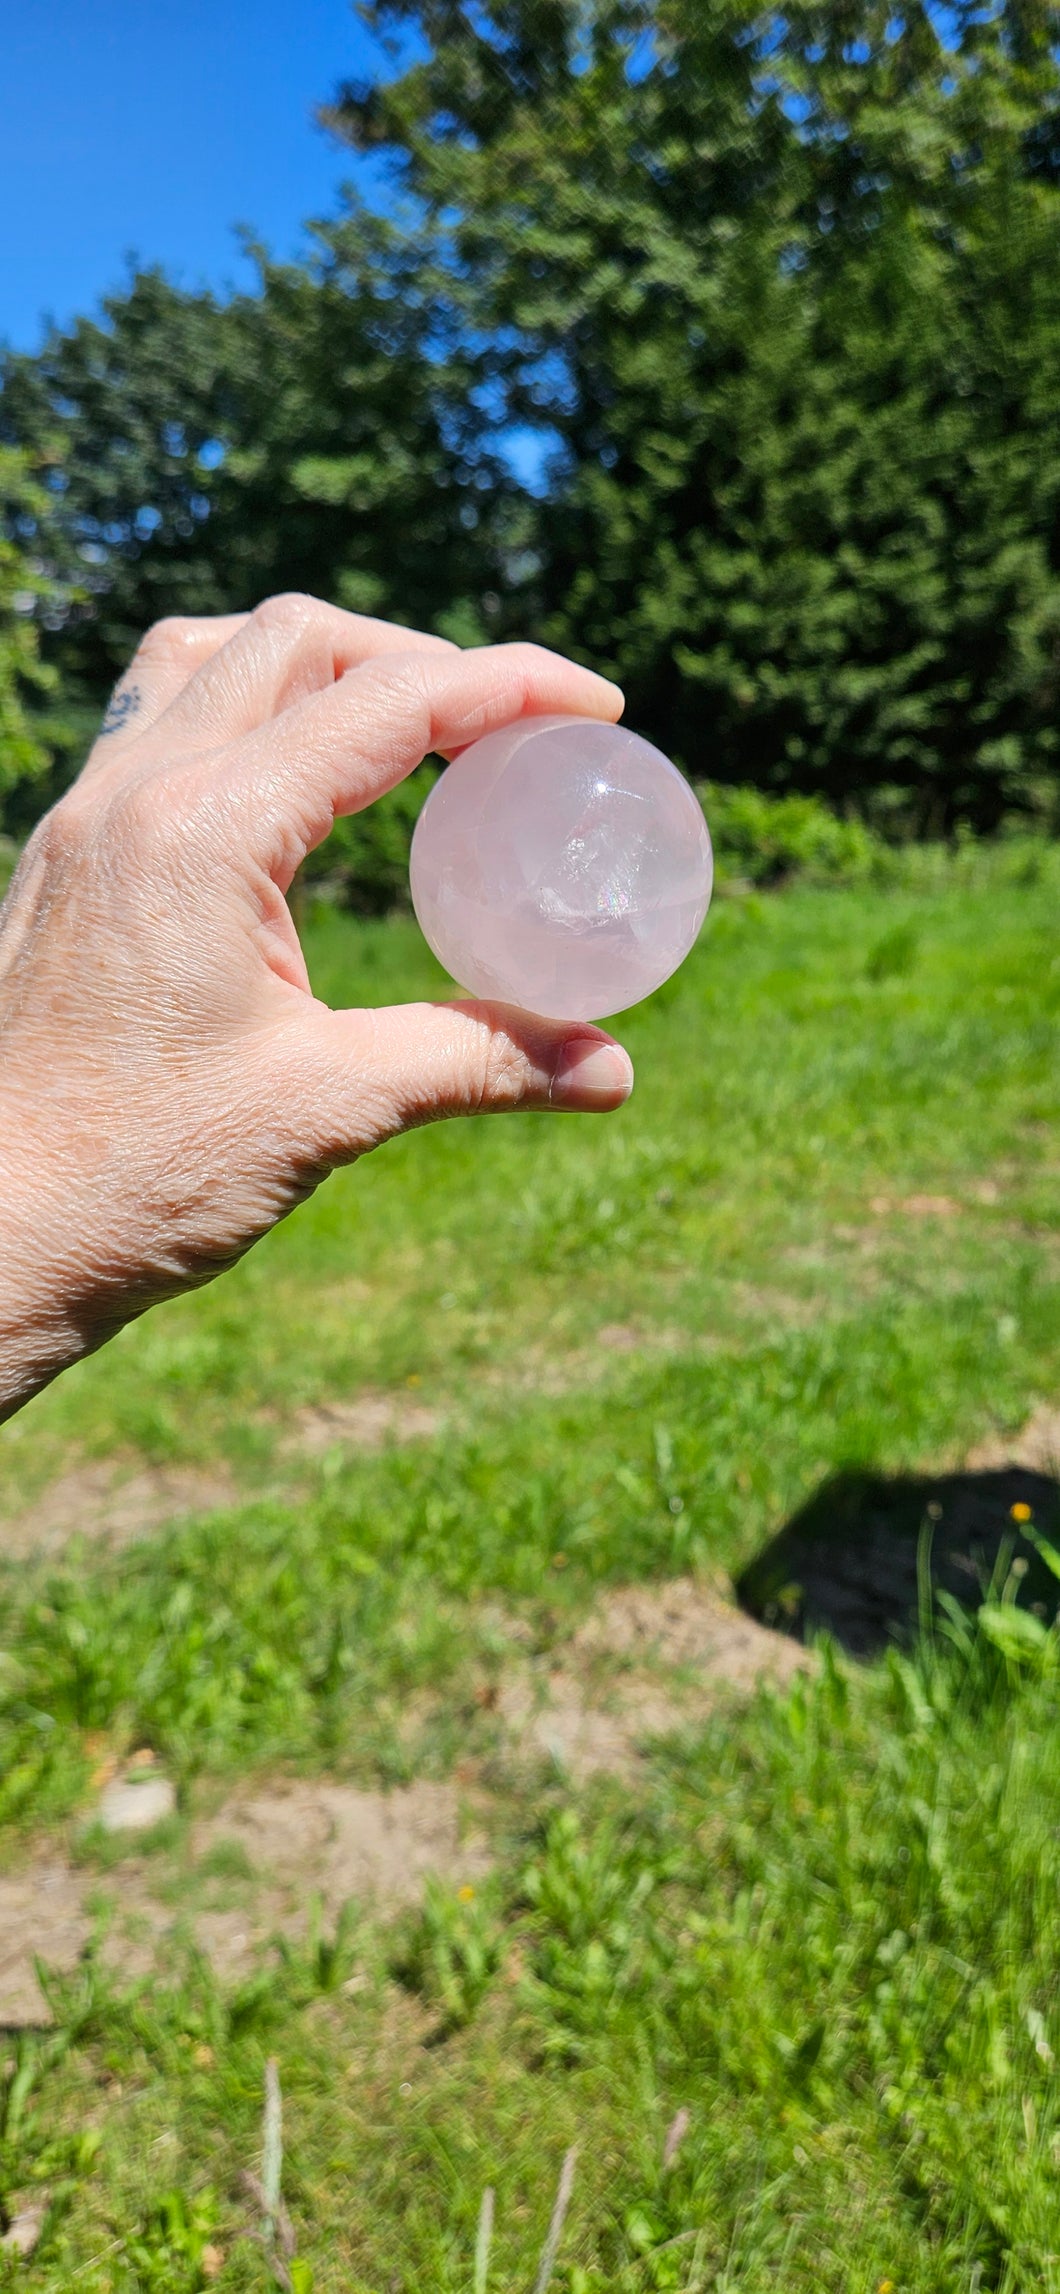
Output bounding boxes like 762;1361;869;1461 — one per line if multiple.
1;854;1059;2289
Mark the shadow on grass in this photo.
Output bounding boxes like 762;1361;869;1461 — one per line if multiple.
738;1466;1060;1656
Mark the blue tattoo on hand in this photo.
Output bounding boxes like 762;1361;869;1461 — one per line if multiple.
100;683;142;736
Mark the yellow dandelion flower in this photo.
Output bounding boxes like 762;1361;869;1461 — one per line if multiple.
1011;1502;1033;1524
458;1884;475;1903
877;2280;895;2294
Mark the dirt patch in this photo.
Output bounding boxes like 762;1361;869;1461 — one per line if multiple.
966;1402;1060;1476
0;1779;489;2027
0;1461;239;1564
0;1582;801;2022
594;1323;643;1352
487;1323;702;1400
0;1391;443;1562
107;1779;491;1991
574;1577;810;1691
292;1394;444;1455
497;1672;684;1781
499;1578;808;1782
192;1778;488;1910
724;1284;825;1330
870;1194;960;1217
0;1860;90;2027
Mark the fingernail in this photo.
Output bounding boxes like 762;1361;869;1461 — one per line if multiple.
550;1038;634;1110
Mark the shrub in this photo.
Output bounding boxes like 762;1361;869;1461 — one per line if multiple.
700;782;880;888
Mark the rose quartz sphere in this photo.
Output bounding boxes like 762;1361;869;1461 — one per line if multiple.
409;714;713;1021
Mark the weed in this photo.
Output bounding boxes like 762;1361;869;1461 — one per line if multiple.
392;1878;504;2034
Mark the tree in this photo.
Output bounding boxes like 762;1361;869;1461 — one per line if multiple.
327;0;1060;828
5;0;1060;837
0;445;68;808
0;219;504;723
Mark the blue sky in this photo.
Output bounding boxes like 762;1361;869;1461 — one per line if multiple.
1;0;382;351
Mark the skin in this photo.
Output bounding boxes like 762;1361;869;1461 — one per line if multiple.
0;596;634;1423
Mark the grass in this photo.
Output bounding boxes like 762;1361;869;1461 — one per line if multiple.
1;850;1059;2288
3;841;1057;1496
6;1623;1060;2289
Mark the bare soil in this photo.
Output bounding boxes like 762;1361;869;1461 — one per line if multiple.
965;1400;1060;1475
0;1460;239;1564
291;1393;444;1455
0;1392;444;1563
498;1579;806;1779
0;1577;801;2027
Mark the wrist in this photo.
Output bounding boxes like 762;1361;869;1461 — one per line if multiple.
0;1140;103;1421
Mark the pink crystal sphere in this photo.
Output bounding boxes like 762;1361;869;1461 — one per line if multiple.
409;715;712;1022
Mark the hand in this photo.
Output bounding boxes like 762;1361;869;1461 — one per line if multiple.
0;597;633;1419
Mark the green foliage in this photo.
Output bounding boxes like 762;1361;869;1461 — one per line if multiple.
863;918;920;980
393;1877;505;2030
0;239;501;795
0;876;1055;2284
702;781;879;886
11;1611;1060;2286
121;2187;219;2290
329;0;1060;828
968;1523;1060;1667
518;1809;666;2060
3;4;1060;831
0;446;63;800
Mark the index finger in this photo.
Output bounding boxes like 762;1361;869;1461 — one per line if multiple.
157;592;458;743
220;640;625;868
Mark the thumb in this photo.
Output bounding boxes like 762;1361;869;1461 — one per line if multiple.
294;999;635;1162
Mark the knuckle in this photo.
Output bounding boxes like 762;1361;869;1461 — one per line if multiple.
477;1022;531;1111
486;641;558;709
387;632;460;671
499;639;551;675
111;780;159;844
136;614;198;667
252;590;320;637
27;794;91;867
415;627;460;656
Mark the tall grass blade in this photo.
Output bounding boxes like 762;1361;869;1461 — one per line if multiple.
532;2146;578;2294
263;2057;283;2243
916;1511;936;1649
474;2186;494;2294
662;2107;690;2169
1028;1523;1060;1584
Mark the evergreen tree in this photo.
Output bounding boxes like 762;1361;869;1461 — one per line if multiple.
0;224;502;720
0;446;67;804
329;0;1060;827
4;0;1059;834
